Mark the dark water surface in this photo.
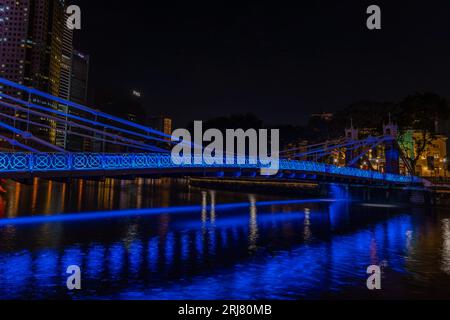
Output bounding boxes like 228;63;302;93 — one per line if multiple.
0;178;450;300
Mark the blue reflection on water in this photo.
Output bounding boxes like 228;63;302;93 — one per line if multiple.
35;250;58;289
129;240;143;274
180;232;189;262
195;230;204;260
0;194;417;300
108;243;125;277
0;251;33;298
148;237;158;272
119;215;412;300
165;234;174;267
86;244;105;279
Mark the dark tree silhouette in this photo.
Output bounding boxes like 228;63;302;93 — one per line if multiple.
394;93;450;174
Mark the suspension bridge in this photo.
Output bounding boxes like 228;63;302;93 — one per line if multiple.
0;77;423;186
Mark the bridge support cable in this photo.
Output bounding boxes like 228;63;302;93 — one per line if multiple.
0;93;171;145
0;133;38;152
0;108;166;153
303;139;375;160
0;77;173;140
291;136;387;159
279;138;347;157
0;99;165;152
281;139;347;157
347;138;387;167
0;77;213;154
0;91;199;152
0;119;66;152
0;100;168;153
0;111;161;153
291;139;365;158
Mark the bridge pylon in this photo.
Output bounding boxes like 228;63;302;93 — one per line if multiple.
383;121;400;174
344;125;359;168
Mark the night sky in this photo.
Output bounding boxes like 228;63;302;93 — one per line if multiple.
73;0;450;127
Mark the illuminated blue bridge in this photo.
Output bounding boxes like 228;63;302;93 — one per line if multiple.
0;152;421;185
0;76;423;186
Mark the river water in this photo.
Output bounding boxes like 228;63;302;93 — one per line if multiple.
0;178;450;300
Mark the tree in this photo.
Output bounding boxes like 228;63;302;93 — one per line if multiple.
395;93;450;175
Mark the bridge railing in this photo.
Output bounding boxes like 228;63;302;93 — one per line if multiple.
279;159;419;183
0;153;264;172
0;152;420;184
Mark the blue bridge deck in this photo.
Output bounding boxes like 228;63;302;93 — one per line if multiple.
0;152;421;184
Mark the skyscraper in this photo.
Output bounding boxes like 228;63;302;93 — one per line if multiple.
54;10;74;148
0;0;68;95
67;50;91;152
0;0;72;147
70;50;89;105
147;116;173;141
0;0;30;100
60;13;73;101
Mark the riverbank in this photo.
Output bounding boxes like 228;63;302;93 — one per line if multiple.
188;177;446;207
188;177;322;197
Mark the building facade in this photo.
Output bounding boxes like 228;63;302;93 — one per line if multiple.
0;0;74;148
413;132;447;177
147;116;173;140
69;50;89;105
67;50;91;152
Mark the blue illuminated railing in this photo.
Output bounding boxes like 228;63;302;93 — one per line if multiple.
0;152;420;184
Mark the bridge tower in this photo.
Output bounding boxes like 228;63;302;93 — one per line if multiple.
383;121;400;174
345;123;359;168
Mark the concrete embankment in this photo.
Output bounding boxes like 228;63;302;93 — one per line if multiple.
188;177;442;207
188;177;322;197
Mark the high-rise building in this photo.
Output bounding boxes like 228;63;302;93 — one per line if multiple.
70;50;89;104
0;0;67;95
0;0;30;103
59;13;73;101
147;116;173;140
0;0;71;147
67;50;91;151
54;12;74;149
28;0;66;96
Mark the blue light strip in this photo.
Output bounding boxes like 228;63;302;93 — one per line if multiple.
0;120;66;153
0;99;170;150
0;199;339;226
0;133;38;152
0;76;172;140
0;152;421;184
0;118;25;135
0;110;162;153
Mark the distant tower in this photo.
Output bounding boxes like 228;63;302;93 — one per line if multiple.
383;118;400;174
345;127;359;141
345;120;359;167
